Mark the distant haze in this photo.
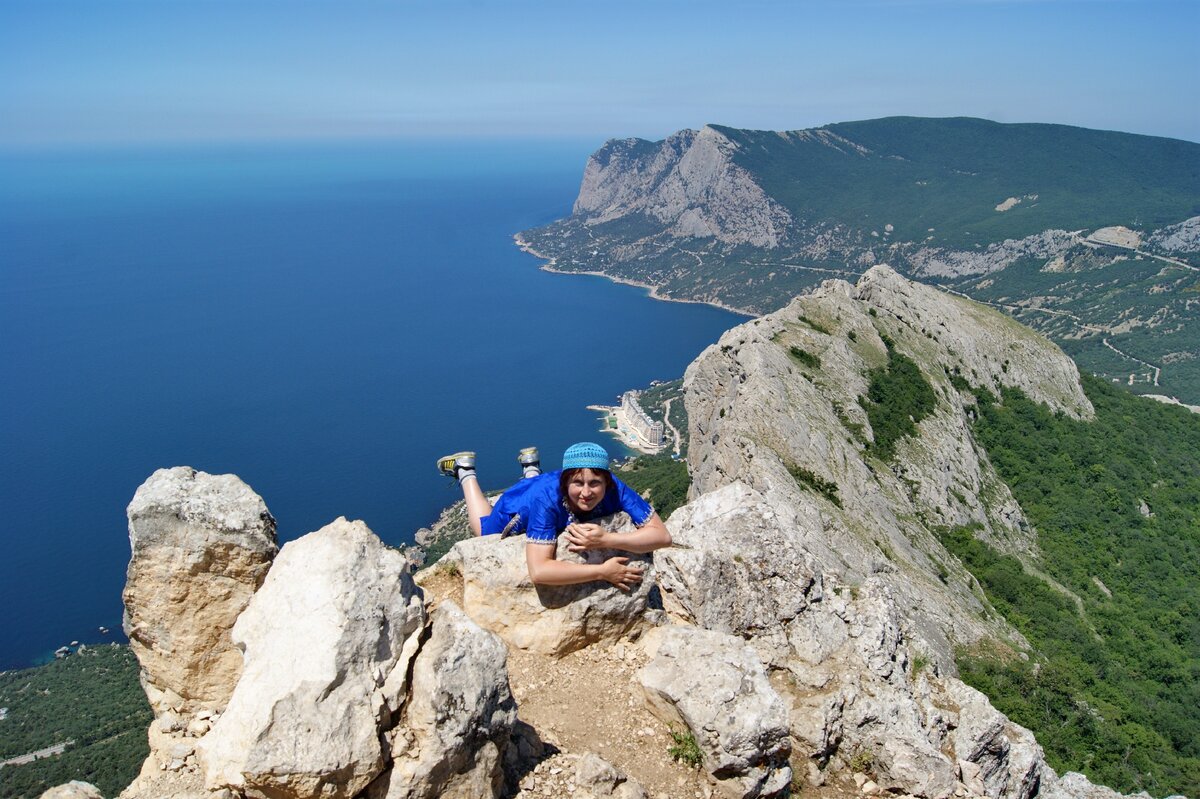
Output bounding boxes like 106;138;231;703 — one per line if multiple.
1;0;1197;147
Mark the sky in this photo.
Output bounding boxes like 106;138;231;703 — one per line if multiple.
1;0;1197;147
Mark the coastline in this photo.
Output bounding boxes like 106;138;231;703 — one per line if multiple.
513;233;757;318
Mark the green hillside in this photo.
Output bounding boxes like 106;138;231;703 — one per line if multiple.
948;376;1200;794
718;117;1200;248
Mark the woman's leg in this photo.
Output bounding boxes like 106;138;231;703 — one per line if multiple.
460;475;493;537
438;451;493;536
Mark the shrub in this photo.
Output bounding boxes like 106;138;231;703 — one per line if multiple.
859;339;936;460
788;465;842;508
788;346;821;369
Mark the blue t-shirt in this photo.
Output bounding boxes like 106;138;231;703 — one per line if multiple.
479;470;654;544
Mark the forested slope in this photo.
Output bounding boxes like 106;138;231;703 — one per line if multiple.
949;376;1200;794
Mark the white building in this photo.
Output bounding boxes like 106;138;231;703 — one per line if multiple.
621;392;664;448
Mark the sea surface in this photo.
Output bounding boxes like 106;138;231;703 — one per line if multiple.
0;140;743;670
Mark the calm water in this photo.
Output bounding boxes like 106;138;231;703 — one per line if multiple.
0;140;743;670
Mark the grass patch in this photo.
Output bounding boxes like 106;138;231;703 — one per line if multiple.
668;726;704;768
848;749;875;774
788;346;821;369
787;465;842;508
798;314;831;335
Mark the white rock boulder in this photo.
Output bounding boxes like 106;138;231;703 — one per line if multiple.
198;517;425;799
39;783;104;799
438;513;654;656
368;601;516;799
638;625;791;798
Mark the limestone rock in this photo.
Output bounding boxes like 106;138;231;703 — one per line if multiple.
1146;214;1200;254
369;601;516;799
907;230;1077;279
682;267;1091;670
655;482;823;666
39;782;104;799
437;513;654;656
573;753;648;799
198;517;425;799
124;466;277;716
934;679;1045;799
852;266;1092;418
574;126;792;249
1039;771;1155;799
638;625;791;798
657;481;959;797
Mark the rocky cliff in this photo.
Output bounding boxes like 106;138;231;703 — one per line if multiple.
48;272;1172;799
573;127;792;249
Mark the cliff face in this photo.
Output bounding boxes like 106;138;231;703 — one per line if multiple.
682;264;1090;663
574;126;792;248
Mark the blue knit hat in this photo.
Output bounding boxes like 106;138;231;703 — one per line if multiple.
562;442;610;471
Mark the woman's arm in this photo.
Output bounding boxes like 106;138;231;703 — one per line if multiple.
563;512;672;554
525;543;644;591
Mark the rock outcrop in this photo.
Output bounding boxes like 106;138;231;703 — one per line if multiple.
664;267;1131;797
638;625;792;798
574;127;792;249
121;475;515;799
684;266;1090;669
366;601;515;799
436;512;655;656
124;467;278;716
198;518;426;799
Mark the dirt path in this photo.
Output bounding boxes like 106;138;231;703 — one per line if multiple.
661;397;683;457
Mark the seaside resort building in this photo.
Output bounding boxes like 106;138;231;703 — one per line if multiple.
621;392;664;449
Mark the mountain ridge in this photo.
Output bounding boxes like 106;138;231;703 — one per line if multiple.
518;116;1200;403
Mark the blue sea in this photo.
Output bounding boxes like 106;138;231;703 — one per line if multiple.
0;140;743;670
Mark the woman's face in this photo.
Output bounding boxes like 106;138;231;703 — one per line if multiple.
566;468;607;513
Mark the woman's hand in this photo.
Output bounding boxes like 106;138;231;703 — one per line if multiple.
564;522;609;552
599;556;644;592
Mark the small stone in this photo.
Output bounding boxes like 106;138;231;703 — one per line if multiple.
157;712;184;733
853;772;867;788
186;717;211;736
862;780;879;795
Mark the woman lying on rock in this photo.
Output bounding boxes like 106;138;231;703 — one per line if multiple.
436;442;671;591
